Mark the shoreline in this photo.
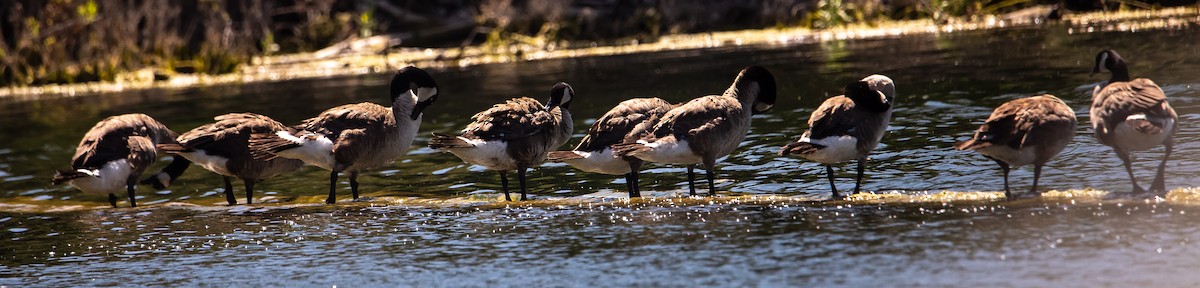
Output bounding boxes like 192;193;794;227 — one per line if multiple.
1;7;1197;101
2;187;1198;214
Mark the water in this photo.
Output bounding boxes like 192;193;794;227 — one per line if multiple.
2;24;1200;286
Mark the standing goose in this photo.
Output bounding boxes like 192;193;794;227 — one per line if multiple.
779;75;895;199
955;94;1077;199
249;66;440;204
612;66;777;196
547;97;675;198
159;113;305;205
51;114;190;207
1089;49;1178;195
429;82;575;201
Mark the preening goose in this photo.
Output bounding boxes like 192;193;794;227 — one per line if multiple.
1089;49;1178;195
429;82;575;201
955;94;1077;199
250;66;440;204
547;97;674;198
52;113;190;207
160;113;305;205
779;75;895;199
613;65;777;196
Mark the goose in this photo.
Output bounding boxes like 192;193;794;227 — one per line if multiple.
51;113;190;207
779;75;895;199
612;65;777;196
955;94;1077;199
159;113;305;205
547;97;675;198
1089;49;1178;195
249;66;440;204
429;82;575;201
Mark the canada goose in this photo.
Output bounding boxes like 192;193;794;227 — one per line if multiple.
547;97;675;198
249;66;440;204
159;113;305;205
1090;49;1178;195
612;66;777;196
429;82;575;201
955;94;1077;199
51;114;190;207
779;75;895;199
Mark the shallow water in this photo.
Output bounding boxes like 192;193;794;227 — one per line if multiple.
2;23;1200;286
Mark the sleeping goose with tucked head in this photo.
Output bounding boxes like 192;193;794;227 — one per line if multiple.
159;113;305;205
955;94;1077;200
547;97;675;198
612;65;777;196
250;66;440;204
52;113;191;207
779;75;895;199
1089;49;1178;196
429;82;575;201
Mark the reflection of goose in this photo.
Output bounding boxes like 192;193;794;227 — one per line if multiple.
250;67;440;204
955;94;1076;199
159;113;305;205
547;97;674;198
613;66;777;196
779;75;895;199
52;114;190;207
1089;49;1178;195
429;83;575;201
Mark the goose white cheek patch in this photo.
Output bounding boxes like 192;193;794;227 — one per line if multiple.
1097;53;1109;72
417;87;438;102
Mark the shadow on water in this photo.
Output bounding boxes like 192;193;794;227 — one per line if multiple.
1;23;1200;285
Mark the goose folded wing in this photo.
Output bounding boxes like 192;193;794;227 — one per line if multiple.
804;98;862;140
463;98;552;141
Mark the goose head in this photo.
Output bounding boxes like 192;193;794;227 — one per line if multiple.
545;82;575;110
390;66;440;120
1092;49;1129;81
731;65;777;115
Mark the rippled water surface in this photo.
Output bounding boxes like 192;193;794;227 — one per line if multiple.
2;24;1200;286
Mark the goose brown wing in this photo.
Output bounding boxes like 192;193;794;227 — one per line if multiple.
577;98;673;151
72;114;173;169
179;113;289;159
804;96;862;140
1092;79;1174;141
463;97;554;141
648;96;739;141
1011;96;1076;149
297;103;393;139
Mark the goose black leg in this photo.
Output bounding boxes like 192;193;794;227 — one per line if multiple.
826;165;840;199
853;158;866;195
125;179;137;207
706;168;716;197
349;171;360;200
1115;149;1145;194
687;165;697;196
326;171;338;204
1150;141;1172;195
244;179;256;205
629;160;642;198
223;176;237;205
624;173;638;198
500;170;511;201
108;193;118;208
1028;164;1042;198
517;167;529;201
995;159;1011;199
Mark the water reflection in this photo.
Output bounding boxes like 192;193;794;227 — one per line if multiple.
1;23;1200;285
